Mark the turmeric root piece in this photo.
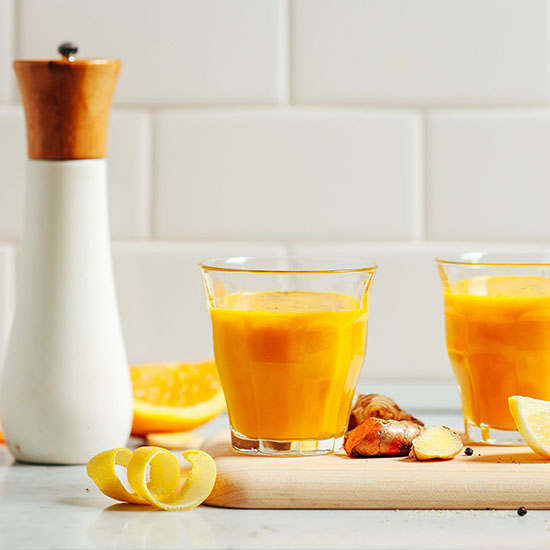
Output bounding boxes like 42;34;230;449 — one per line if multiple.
344;417;424;457
348;394;424;430
410;425;463;461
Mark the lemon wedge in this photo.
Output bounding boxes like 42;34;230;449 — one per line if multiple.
87;446;216;511
509;395;550;457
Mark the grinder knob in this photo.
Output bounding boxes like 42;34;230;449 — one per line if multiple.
58;42;78;60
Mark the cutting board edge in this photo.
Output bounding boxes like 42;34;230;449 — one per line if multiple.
202;430;550;510
204;499;550;510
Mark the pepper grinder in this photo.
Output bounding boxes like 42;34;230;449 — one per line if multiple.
0;44;133;464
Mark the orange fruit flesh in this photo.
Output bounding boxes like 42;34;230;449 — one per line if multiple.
130;361;226;436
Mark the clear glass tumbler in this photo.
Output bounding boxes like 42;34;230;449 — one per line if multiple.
200;256;377;456
436;253;550;444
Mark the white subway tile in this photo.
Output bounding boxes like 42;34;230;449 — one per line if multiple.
112;242;287;364
108;111;151;238
428;110;550;240
18;0;285;105
154;109;422;240
291;242;465;380
0;107;25;239
0;107;150;239
0;244;15;369
292;0;548;105
0;0;13;102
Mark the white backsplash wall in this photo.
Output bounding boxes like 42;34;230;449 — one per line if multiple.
1;0;550;383
154;109;423;240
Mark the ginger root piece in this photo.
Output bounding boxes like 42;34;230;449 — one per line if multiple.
348;394;424;430
344;417;425;457
410;425;463;460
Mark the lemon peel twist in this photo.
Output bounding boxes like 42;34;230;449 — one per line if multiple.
87;446;216;511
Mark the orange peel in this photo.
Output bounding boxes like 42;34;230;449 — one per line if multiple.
130;361;226;436
87;446;216;511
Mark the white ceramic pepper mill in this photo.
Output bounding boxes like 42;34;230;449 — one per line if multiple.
0;43;133;464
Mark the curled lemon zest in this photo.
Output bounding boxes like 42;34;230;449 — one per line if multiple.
86;448;146;505
87;446;216;511
128;448;217;511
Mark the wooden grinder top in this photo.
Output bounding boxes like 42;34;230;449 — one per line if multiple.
14;43;121;160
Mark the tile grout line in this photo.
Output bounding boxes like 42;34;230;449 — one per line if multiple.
11;0;17;55
9;0;17;102
414;108;428;242
422;109;433;242
547;0;550;105
112;102;550;112
285;0;293;105
283;239;293;255
108;104;550;115
1;244;16;361
148;111;156;240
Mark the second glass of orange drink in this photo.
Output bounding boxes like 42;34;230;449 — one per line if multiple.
200;257;376;456
437;253;550;444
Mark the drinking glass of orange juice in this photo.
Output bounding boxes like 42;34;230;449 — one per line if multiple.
437;253;550;444
200;257;377;456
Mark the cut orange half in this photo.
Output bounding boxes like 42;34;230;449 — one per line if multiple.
130;361;226;436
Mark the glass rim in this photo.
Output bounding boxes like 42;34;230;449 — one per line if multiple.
435;251;550;267
199;255;378;275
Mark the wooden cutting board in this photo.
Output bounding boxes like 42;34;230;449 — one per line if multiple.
202;430;550;509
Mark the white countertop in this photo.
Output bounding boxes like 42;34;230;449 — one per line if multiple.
2;398;550;549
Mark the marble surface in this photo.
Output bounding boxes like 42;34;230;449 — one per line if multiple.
2;411;550;550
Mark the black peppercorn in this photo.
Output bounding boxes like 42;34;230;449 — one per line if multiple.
464;447;474;456
517;507;527;516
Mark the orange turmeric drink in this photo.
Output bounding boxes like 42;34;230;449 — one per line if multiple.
200;257;376;455
438;254;550;444
211;291;368;440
